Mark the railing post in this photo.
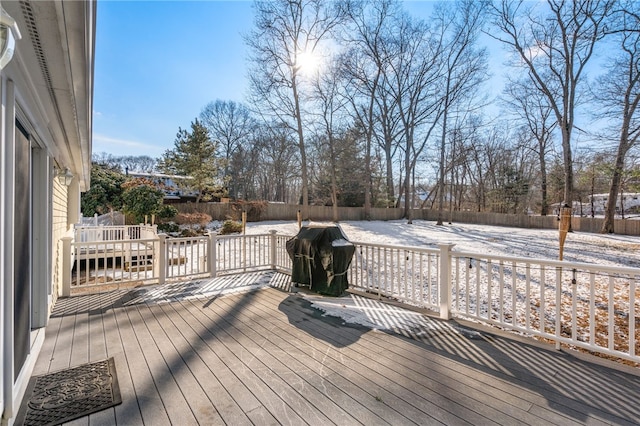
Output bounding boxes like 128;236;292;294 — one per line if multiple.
208;231;217;278
61;236;73;297
157;233;167;285
438;243;455;320
242;233;247;272
270;230;277;270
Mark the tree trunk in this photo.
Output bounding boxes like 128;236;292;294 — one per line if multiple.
292;78;309;219
403;139;412;220
385;143;394;207
436;101;449;226
561;123;573;231
601;160;622;234
539;148;548;216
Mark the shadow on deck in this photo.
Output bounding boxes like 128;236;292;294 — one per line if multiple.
33;271;639;425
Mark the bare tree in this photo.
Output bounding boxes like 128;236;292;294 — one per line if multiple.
490;0;614;210
340;0;400;217
91;153;157;174
503;78;557;215
595;2;640;232
254;122;300;203
310;60;349;221
382;12;446;221
246;0;343;217
199;100;256;199
434;0;489;225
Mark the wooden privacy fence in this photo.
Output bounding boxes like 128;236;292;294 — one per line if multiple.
173;203;640;236
174;202;404;222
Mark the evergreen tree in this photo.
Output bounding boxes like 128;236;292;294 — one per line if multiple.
80;164;127;216
159;119;225;203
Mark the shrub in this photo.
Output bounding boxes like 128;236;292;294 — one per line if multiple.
180;228;199;237
157;204;178;220
220;220;243;235
174;212;212;230
157;222;179;233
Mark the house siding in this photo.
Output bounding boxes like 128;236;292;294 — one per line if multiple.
0;1;95;424
52;180;69;303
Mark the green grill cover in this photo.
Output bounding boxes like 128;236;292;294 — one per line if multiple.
286;226;356;296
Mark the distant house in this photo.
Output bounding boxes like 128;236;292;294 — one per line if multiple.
550;193;640;217
583;193;640;216
0;2;95;424
125;170;199;203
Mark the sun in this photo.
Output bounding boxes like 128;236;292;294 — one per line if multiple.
295;50;320;76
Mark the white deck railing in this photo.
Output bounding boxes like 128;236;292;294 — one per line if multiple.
74;224;157;242
61;229;639;363
450;251;639;363
62;231;292;295
348;242;441;312
347;240;639;364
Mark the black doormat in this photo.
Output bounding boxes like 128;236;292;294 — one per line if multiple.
16;358;121;426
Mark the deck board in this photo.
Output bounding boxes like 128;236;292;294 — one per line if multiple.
30;272;640;425
253;292;560;425
238;289;507;425
190;297;364;425
174;296;312;425
113;305;172;426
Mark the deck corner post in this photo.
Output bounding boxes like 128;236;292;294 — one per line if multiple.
61;236;73;297
157;233;167;285
269;230;277;271
438;243;455;320
208;231;217;278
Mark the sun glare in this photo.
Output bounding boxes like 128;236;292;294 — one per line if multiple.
295;50;319;75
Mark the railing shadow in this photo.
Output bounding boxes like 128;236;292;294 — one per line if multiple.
297;291;640;425
51;270;291;317
46;270;640;425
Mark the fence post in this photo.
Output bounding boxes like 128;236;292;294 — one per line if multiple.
157;233;167;285
269;230;277;270
208;231;217;278
61;236;73;297
438;243;455;320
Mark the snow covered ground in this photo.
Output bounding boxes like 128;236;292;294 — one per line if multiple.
244;219;640;269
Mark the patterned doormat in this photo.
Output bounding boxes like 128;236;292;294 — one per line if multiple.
16;358;121;426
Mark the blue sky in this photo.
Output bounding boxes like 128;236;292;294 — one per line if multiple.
92;1;497;159
93;1;256;158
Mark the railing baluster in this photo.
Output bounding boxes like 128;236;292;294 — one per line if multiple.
630;279;636;358
512;261;517;327
590;272;596;345
525;264;531;332
540;265;546;334
555;266;562;349
572;269;578;342
499;261;504;323
609;275;615;351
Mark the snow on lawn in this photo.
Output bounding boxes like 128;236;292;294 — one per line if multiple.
244;219;640;269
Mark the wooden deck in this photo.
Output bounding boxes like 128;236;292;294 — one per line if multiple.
32;271;640;425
